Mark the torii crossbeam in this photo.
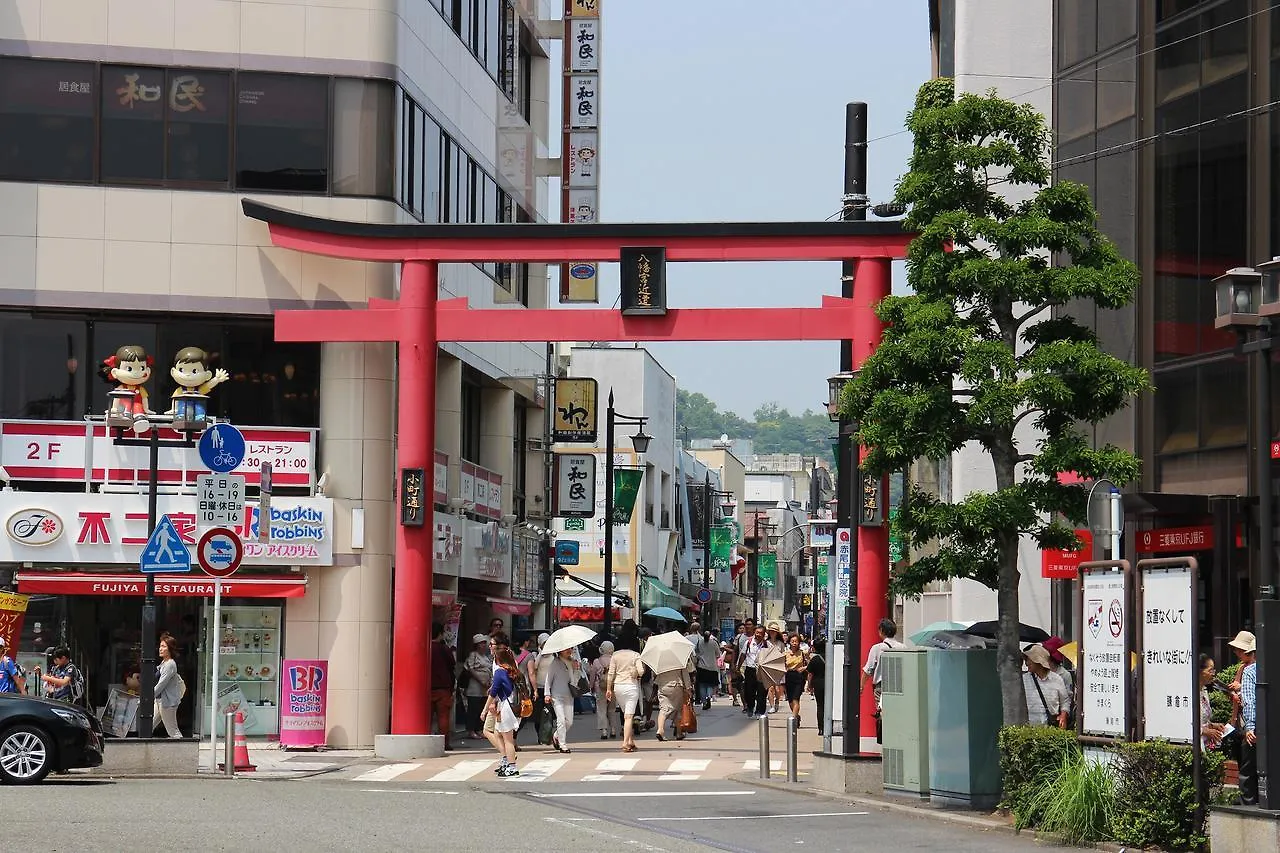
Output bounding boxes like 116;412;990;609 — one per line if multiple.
242;199;912;745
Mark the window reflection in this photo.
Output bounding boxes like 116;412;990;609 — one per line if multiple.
0;58;95;182
235;73;329;193
0;315;87;420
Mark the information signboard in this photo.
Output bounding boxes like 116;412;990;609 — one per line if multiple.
1080;566;1128;738
1140;565;1195;743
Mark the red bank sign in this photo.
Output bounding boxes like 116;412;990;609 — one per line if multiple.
1041;529;1093;580
1137;524;1214;554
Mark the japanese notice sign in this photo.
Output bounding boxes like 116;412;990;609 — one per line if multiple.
1080;567;1127;738
1141;565;1195;743
1137;525;1213;554
197;473;245;528
553;453;596;517
832;527;852;632
552;378;598;443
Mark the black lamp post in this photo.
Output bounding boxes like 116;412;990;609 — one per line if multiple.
603;389;650;638
1213;263;1280;809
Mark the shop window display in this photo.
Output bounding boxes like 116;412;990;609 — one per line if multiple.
199;604;282;736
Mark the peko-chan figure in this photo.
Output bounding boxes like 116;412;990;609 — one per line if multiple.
103;345;154;433
168;346;228;430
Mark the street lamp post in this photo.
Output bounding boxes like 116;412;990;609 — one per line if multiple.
1213;263;1280;809
603;389;650;638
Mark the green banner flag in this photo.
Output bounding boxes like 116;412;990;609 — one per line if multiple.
757;553;777;590
817;554;829;588
610;468;644;524
888;507;906;563
710;525;734;573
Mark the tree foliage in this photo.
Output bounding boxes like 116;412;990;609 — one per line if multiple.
676;390;833;456
844;79;1149;724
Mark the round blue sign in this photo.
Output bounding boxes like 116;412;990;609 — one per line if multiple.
198;423;246;474
696;587;712;604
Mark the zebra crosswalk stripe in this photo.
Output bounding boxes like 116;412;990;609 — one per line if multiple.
427;759;497;782
742;759;782;771
581;757;640;782
659;758;710;781
513;757;570;781
351;763;421;783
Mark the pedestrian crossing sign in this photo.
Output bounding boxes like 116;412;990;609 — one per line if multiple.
139;515;193;574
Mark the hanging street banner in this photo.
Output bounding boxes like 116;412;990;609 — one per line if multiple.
553;453;596;517
609;468;643;524
0;591;30;654
1080;566;1127;738
757;553;777;590
817;553;829;588
561;0;602;303
1141;565;1195;743
710;524;735;574
552;377;599;442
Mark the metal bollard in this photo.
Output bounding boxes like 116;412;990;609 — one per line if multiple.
223;711;236;777
786;715;799;782
758;715;771;779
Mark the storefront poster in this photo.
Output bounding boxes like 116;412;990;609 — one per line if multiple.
280;659;327;747
0;591;30;648
100;687;139;738
216;682;260;734
443;605;463;651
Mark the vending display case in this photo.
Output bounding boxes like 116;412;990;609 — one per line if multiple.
198;604;282;736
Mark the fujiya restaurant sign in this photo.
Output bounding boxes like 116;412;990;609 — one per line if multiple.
0;493;333;566
0;420;316;488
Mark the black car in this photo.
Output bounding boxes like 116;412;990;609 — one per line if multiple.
0;693;104;784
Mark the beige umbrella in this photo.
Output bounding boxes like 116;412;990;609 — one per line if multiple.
639;630;695;674
756;644;787;686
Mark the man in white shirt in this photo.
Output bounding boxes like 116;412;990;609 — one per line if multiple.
735;619;757;715
740;624;769;717
1022;643;1069;728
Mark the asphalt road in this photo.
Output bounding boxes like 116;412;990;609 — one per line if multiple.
6;776;1052;852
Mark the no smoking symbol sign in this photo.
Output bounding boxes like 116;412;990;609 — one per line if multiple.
1108;599;1123;638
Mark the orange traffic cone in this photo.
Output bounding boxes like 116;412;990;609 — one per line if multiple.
231;710;256;772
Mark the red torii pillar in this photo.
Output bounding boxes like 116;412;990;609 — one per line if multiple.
248;199;909;742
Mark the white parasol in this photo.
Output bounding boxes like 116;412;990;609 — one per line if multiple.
541;624;598;656
639;630;696;675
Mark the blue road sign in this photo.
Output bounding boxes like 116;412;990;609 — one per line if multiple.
555;540;580;566
198;423;246;473
140;515;193;574
695;587;712;605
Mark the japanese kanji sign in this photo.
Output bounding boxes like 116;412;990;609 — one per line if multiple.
553;453;596;518
1140;564;1195;743
1042;529;1092;579
1080;565;1127;738
561;0;603;304
552;377;599;443
1136;524;1213;554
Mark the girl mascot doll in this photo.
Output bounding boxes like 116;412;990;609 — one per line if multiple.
102;345;154;433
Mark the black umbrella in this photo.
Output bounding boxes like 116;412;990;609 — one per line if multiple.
922;630;991;650
963;620;1050;644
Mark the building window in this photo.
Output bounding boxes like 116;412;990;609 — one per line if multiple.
235;73;329;193
0;58;96;182
0;314;88;420
332;78;394;198
100;66;165;182
1057;0;1097;70
461;379;482;463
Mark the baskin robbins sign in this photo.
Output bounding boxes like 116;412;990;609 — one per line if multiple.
280;659;328;747
0;492;333;566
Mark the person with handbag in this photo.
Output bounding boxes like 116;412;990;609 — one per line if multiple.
605;641;645;753
654;659;692;742
461;634;493;740
589;641;618;739
485;649;522;778
543;647;577;753
1022;643;1068;728
153;635;186;738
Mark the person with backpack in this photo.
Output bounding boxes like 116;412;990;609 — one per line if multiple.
0;637;25;694
34;647;84;705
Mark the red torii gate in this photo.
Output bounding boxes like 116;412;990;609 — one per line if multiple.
241;199;912;745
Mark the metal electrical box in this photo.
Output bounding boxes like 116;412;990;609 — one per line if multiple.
926;648;1004;810
880;648;930;796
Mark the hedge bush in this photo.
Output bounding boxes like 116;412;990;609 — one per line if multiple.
998;725;1078;829
998;728;1225;851
1110;740;1224;852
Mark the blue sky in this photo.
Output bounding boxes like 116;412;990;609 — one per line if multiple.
554;1;930;419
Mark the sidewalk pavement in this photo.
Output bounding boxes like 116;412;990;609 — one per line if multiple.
195;742;374;779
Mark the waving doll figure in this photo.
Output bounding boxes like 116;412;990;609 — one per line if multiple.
168;346;229;429
104;345;153;433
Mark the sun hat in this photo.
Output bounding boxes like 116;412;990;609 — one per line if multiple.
598;640;615;654
472;633;489;644
1042;636;1067;664
1228;631;1257;654
766;620;784;633
1023;643;1052;669
537;632;550;647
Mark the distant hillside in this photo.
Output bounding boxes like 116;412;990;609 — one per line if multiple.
676;390;835;457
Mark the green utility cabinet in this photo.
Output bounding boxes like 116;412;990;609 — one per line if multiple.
880;648;930;796
926;648;1003;809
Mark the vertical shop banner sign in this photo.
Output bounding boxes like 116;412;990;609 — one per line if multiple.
554;453;596;517
619;246;668;315
817;553;829;588
567;188;598;223
1080;568;1127;738
1141;566;1195;743
833;527;852;632
610;469;643;524
552;377;599;442
569;18;600;71
710;525;734;573
0;591;29;649
443;605;463;650
562;262;599;303
568;132;599;187
280;659;328;747
568;75;599;129
686;483;707;550
757;553;778;590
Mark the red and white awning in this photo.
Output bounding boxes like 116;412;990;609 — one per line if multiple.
16;572;307;598
486;596;532;616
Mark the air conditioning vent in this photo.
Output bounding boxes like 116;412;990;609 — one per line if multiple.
883;748;905;787
881;654;904;695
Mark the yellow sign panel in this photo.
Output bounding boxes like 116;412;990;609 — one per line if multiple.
570;0;600;17
552;377;599;443
561;262;599;303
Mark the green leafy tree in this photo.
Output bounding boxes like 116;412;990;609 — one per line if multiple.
845;79;1149;724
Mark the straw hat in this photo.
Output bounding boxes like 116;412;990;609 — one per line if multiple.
1023;643;1052;669
1228;631;1256;654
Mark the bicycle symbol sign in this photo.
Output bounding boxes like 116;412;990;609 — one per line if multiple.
198;424;246;474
